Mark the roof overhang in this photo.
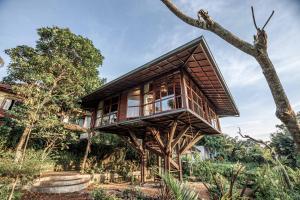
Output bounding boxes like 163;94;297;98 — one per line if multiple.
82;36;239;116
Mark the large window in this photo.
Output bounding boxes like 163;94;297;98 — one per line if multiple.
185;76;219;129
127;88;141;118
143;72;182;116
143;83;154;116
96;96;119;127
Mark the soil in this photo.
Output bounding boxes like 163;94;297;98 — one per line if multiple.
21;190;92;200
92;181;210;200
21;181;210;200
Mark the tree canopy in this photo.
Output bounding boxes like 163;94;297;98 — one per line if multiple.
3;27;104;162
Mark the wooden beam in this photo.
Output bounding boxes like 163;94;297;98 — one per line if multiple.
63;123;88;132
166;120;178;153
120;136;143;154
170;159;179;170
180;131;204;154
128;131;144;154
145;145;164;157
171;125;189;149
149;128;165;153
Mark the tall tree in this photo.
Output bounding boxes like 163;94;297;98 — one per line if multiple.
161;0;300;151
4;27;104;162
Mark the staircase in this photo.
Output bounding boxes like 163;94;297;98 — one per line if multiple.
30;171;91;193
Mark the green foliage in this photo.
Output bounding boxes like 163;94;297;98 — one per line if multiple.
0;146;54;181
160;173;198;200
0;143;54;200
253;165;298;200
91;188;120;200
270;124;298;167
3;26;104;157
122;187;149;200
51;150;81;171
0;182;21;200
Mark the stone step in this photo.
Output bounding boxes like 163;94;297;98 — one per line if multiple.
30;171;91;194
38;174;91;182
31;179;90;193
41;171;79;177
33;177;91;187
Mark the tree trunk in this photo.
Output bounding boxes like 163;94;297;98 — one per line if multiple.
14;126;31;163
81;131;92;172
255;51;300;151
161;0;300;151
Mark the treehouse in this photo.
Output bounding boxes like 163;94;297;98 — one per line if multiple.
81;36;239;182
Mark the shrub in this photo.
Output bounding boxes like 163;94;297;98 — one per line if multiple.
91;188;120;200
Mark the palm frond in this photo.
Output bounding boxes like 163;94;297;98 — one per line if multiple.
160;173;199;200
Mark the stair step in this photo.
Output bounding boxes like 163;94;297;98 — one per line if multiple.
33;177;90;187
38;174;91;182
31;180;89;193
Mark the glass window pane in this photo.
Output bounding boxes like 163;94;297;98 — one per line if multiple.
168;85;174;96
127;95;140;107
109;113;118;124
155;100;161;113
161;84;167;97
162;98;175;111
2;99;12;110
127;107;140;118
176;96;182;109
144;103;154;116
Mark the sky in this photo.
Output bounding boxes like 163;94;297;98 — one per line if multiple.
0;0;299;140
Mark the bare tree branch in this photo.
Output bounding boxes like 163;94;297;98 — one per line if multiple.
251;6;259;30
262;10;275;30
160;0;300;152
161;0;256;56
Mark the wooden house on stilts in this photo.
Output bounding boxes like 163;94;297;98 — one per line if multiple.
81;36;239;183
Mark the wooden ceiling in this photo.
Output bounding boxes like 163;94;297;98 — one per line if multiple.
82;36;239;117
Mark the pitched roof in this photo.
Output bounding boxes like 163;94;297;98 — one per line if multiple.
82;36;239;116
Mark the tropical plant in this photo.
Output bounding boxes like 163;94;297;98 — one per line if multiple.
160;172;198;200
91;188;120;200
270;124;298;167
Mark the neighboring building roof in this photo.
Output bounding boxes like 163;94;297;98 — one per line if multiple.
0;84;12;93
82;36;239;116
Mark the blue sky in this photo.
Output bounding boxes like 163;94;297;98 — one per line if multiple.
1;0;299;140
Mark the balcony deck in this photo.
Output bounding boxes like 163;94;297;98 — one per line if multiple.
95;108;221;138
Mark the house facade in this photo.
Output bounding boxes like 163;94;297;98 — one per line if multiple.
81;36;239;182
0;84;18;119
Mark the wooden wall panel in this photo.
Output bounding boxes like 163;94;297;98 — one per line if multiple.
118;92;128;121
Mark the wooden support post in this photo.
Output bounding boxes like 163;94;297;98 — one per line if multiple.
180;69;188;109
166;120;177;153
141;151;146;184
177;146;183;181
164;154;171;173
158;155;162;176
180;132;204;155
